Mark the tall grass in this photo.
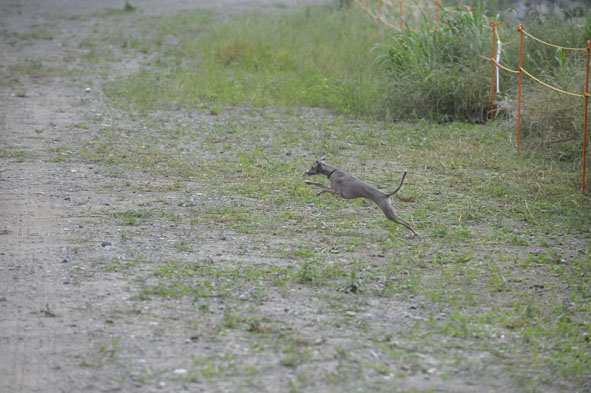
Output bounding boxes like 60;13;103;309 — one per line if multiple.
378;4;491;122
377;2;591;160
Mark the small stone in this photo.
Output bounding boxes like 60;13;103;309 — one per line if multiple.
173;369;187;375
101;241;112;247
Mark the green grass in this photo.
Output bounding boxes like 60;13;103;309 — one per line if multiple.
378;4;491;122
0;22;55;41
104;6;388;116
0;147;27;160
113;209;155;226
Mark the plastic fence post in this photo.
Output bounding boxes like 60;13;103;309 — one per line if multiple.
377;0;382;33
399;0;403;30
496;39;501;93
517;24;524;153
583;40;590;193
434;1;440;32
489;21;499;121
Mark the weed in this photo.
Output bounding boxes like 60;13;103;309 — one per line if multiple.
98;337;121;362
171;241;194;252
114;209;154;226
0;148;27;160
223;309;244;329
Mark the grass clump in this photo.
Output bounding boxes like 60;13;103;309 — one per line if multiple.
114;209;154;226
378;4;491;122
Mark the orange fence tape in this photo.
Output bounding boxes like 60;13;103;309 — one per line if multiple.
521;29;588;52
519;67;586;98
479;55;519;74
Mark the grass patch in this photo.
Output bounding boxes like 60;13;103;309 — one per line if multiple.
105;6;388;116
0;147;27;161
114;209;154;226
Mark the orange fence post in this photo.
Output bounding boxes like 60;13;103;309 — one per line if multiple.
517;24;524;153
489;21;500;121
399;0;403;30
377;0;382;33
583;40;590;193
434;1;440;32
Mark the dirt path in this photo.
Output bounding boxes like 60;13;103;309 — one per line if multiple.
1;2;334;392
